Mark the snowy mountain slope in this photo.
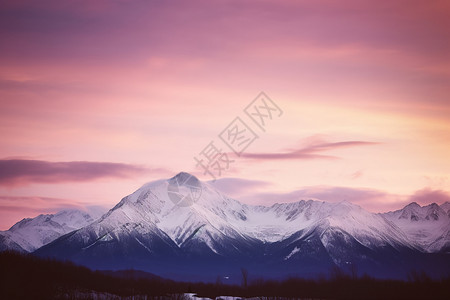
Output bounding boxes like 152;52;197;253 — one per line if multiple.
383;202;450;253
441;201;450;216
227;199;414;252
0;209;96;252
33;172;450;281
36;174;264;263
37;173;413;256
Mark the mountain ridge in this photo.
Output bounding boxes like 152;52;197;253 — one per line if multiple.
31;172;450;281
0;209;96;252
382;200;450;253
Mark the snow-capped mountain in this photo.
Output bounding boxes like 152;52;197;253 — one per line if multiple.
0;209;97;252
441;202;450;216
34;172;450;281
383;202;450;253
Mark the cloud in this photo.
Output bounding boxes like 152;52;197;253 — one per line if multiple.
208;177;271;198
408;188;450;205
241;141;379;161
238;185;450;213
350;170;364;179
0;195;109;230
241;186;388;204
236;185;414;213
0;195;83;212
0;159;167;186
0;195;83;230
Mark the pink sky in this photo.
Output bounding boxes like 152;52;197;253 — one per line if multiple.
1;0;450;229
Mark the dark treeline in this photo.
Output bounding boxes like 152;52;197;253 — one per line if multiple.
1;251;449;299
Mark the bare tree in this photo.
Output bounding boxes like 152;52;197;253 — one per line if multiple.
216;275;222;286
241;267;248;288
350;262;358;279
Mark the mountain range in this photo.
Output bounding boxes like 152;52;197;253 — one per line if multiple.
0;209;95;253
2;172;449;282
383;201;450;253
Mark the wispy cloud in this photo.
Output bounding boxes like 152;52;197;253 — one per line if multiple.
0;195;108;230
0;159;167;186
0;195;83;212
235;185;420;213
242;141;379;161
208;177;271;198
240;186;390;206
350;170;364;180
239;185;450;213
408;188;450;205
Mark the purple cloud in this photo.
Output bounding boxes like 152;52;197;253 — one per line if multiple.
408;188;450;205
241;141;379;161
0;195;83;212
240;186;387;205
237;185;413;213
208;177;271;198
0;159;165;186
0;195;109;230
239;185;450;213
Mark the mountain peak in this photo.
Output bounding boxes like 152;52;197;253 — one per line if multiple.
169;172;200;187
403;202;421;211
1;209;95;252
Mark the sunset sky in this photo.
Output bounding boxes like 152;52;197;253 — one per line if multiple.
1;0;450;229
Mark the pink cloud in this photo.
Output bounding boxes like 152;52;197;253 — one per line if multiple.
208;177;271;199
408;188;450;206
350;170;364;180
239;186;388;204
0;195;86;230
237;185;450;213
0;0;449;223
0;159;169;187
241;141;379;161
237;186;404;213
0;195;109;230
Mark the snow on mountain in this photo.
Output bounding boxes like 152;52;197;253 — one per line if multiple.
227;199;413;252
33;172;450;282
441;201;450;216
47;173;263;260
11;172;442;260
382;202;450;253
0;209;96;252
64;172;414;257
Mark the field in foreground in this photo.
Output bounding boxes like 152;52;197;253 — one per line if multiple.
0;251;449;300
